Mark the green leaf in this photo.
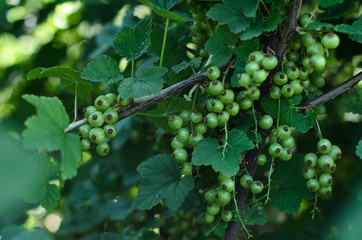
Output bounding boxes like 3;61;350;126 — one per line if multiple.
172;57;202;74
206;0;257;33
356;138;362;160
147;97;193;133
113;17;153;61
23;154;60;212
137;0;192;22
205;25;239;66
192;129;254;176
81;55;124;84
339;88;362;114
243;204;267;225
270;155;313;215
135;154;194;210
319;0;357;20
1;225;54;240
307;21;335;31
117;66;168;99
22;95;82;180
27;66;93;96
295;111;317;133
348;16;362;43
240;13;281;41
231;39;259;87
319;0;345;8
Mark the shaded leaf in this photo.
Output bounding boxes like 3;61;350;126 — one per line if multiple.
172;57;202;74
138;0;192;22
243;204;267;225
339;88;362;114
240;13;281;41
356;137;362;160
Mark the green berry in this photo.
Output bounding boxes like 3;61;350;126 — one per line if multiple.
203;212;215;224
245;61;259;75
318;155;334;171
318;186;332;196
188;132;203;147
270;86;282;99
306;179;320;192
248;51;265;65
220;178;235;192
94;95;111;112
168;115;183;130
171;137;185;150
79;124;92;139
219;89;235;104
248;88;261;101
238;73;251;87
216;190;232;206
106;93;117;105
96;142;110;156
190;110;203;123
276;125;291;140
179;110;191;122
302;166;316;180
218;111;230;123
304;153;318;167
205;188;218;202
259;114;273;130
204;113;219;128
257;154;267;166
104;109;118;124
103;124;117;139
286;66;300;80
221;210;233;222
322;32;340;49
329;145;342;160
226;102;240;116
281;136;295;149
194;123;207;135
268;143;283;158
208;80;224;96
207;66;221;81
83;106;97;119
251;180;264;194
172;149;188;164
89;127;105;144
310;55;326;73
239;98;253;110
307;42;324;56
261;56;278;70
217;172;230;182
180;162;193;175
319;173;333;187
281;84;294;98
117;95;130;107
290;80;304;95
175;128;190;143
274;72;288;86
206;202;220;215
240;175;253;188
88;111;105;128
317;138;332;154
81;139;91;151
253;69;268;83
301;32;316;47
279;148;293;161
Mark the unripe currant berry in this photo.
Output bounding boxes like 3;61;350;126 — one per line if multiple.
217;172;230;182
318;186;332;196
94;95;111;112
238;73;251;87
304;153;318;167
268;143;283;158
281;84;294;98
81;139;91;151
88;111;105;128
318;155;334;171
215;190;232;206
299;67;309;80
251;180;264;194
276;125;291;140
279;148;293;161
104;109;118;125
226;102;240;116
172;148;188;164
274;72;288;86
281;136;295;149
79;124;92;139
204;113;219;128
329;145;342;160
248;51;265;65
240;175;253;188
220;178;235;192
248;88;261;101
204;188;218;202
175;128;190;143
89;128;105;144
245;61;259;75
256;154;267;166
171;137;185;150
168;115;183;130
322;32;340;49
218;111;230;123
117;95;130;107
302;165;316;180
105;93;117;105
190;110;203;123
261;55;278;70
96;142;110;156
206;202;220;215
286;66;300;80
290;80;304;95
306;179;320;192
239;98;253;110
188;132;203;147
270;85;282;99
221;210;233;222
207;66;221;81
179;109;191;122
319;173;333;187
317;138;332;154
219;89;235;104
103;124;117;139
208;80;224;96
83;106;97;119
211;99;224;113
253;69;268;83
194;123;207;135
258;114;273;130
203;212;215;224
180;162;193;175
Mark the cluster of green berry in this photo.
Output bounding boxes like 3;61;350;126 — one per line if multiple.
202;172;234;224
268;13;340;101
78;93;130;156
267;125;295;161
303;138;341;196
190;11;210;58
236;51;278;109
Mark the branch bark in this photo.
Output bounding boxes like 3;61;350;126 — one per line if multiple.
224;0;303;239
300;71;362;107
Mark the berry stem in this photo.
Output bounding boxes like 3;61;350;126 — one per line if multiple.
222;58;236;85
159;18;170;68
131;60;135;78
314;119;323;140
134;112;167;118
260;0;271;15
310;193;319;219
264;98;280;204
251;105;260;146
232;182;253;239
221;122;229;160
72;82;79;123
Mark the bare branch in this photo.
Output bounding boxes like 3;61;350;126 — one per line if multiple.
301;71;362;107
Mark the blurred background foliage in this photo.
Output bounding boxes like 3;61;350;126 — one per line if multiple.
0;0;361;239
